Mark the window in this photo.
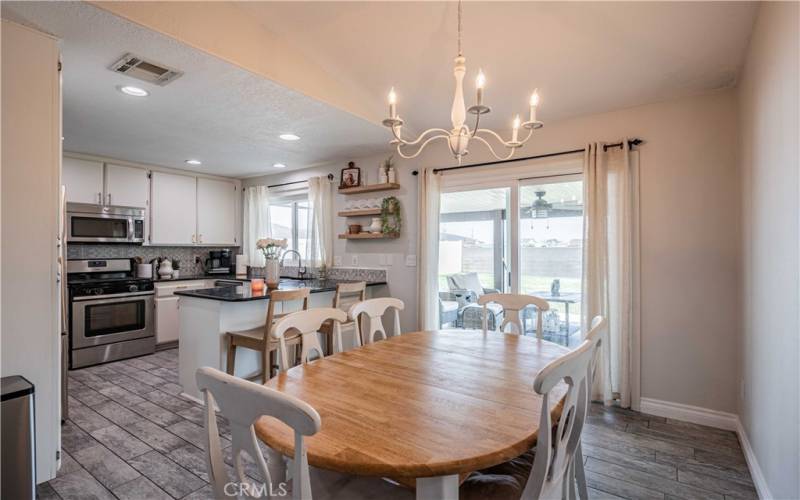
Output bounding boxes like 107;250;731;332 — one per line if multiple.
269;196;309;262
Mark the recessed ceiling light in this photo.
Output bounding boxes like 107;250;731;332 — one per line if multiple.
272;163;287;169
118;85;149;97
185;159;202;165
279;134;300;141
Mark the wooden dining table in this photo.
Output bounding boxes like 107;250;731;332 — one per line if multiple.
254;329;569;500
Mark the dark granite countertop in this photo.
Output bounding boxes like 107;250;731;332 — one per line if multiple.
174;279;387;302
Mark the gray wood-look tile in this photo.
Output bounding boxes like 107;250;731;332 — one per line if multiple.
128;450;206;498
90;424;153;460
48;348;756;500
71;443;141;489
112;475;173;500
36;480;61;500
48;468;117;500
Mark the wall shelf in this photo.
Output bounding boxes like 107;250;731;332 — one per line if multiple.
338;232;399;240
338;208;382;217
338;183;400;195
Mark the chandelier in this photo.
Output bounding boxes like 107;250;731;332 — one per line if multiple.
382;0;543;164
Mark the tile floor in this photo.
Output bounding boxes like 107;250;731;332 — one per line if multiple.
39;349;757;499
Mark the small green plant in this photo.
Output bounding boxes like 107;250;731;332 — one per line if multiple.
381;196;401;236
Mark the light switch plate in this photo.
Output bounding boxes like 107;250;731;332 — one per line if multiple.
405;254;417;267
333;256;342;266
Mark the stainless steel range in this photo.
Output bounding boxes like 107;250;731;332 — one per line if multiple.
67;259;155;369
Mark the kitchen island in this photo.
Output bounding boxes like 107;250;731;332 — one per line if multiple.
174;278;387;401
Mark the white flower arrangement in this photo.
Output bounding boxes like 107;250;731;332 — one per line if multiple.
256;238;288;260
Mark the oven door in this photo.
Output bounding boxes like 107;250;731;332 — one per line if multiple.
71;292;154;349
67;212;144;243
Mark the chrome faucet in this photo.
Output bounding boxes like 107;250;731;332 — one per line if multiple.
280;250;307;279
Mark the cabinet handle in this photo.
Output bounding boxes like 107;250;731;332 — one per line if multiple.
107;193;111;205
198;234;203;243
97;192;102;205
192;234;196;243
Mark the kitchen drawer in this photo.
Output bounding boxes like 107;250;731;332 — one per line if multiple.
155;280;207;298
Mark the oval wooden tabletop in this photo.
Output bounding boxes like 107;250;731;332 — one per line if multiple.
254;329;569;478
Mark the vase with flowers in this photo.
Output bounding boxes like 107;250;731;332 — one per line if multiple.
256;238;287;288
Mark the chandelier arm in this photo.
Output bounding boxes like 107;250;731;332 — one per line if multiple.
472;135;517;161
393;127;451;146
471;113;481;138
395;134;450;159
474;127;534;147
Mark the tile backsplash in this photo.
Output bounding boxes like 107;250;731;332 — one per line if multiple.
67;244;239;275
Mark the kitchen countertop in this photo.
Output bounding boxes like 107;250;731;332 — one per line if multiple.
173;279;387;302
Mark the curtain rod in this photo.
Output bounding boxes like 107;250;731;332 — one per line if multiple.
411;138;643;176
267;173;334;189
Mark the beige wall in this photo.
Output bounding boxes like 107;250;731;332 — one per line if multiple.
246;88;743;414
737;2;799;499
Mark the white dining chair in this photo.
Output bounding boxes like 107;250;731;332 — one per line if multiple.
460;338;594;500
271;308;348;373
318;281;367;354
196;366;320;500
197;367;412;500
348;298;404;345
478;293;550;337
573;315;607;500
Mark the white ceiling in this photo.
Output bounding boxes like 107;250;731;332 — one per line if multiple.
2;2;758;178
238;1;758;131
1;1;389;178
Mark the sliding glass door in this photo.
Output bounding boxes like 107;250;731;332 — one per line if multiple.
436;170;584;346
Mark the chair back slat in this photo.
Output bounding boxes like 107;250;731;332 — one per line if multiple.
478;293;550;337
522;339;594;499
271;308;348;372
196;367;321;500
263;288;311;347
348;298;405;344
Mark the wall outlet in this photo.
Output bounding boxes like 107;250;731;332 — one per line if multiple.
379;255;387;266
386;254;393;265
405;254;417;267
350;255;359;266
333;256;342;267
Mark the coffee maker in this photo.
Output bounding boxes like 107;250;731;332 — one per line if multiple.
205;250;233;275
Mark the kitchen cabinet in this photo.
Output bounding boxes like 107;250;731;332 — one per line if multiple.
197;178;237;245
63;157;104;204
104;163;149;208
154;280;211;344
150;171;197;245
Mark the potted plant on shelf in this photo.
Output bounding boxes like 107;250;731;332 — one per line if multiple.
381;196;402;237
256;238;287;289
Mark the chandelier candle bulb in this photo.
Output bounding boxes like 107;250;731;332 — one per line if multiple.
476;70;486;106
388;88;397;119
512;115;521;143
529;89;540;122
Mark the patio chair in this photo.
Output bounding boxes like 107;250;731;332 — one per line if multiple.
439;291;460;328
446;272;504;330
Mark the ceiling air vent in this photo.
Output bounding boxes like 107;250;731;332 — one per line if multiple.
109;53;183;86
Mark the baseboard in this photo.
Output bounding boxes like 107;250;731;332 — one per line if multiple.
638;397;773;499
639;397;739;430
735;418;773;500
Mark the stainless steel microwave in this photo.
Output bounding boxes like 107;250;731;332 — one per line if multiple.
66;203;145;243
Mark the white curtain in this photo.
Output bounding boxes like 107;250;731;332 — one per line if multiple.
306;176;333;268
582;141;640;408
243;185;271;268
418;168;442;330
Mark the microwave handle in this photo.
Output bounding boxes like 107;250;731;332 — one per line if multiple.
128;217;134;241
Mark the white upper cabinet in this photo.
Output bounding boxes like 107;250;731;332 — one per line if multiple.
197;178;237;245
150;171;197;245
63;157;103;204
104;163;149;208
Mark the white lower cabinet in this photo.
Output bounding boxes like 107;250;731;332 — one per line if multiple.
155;280;211;345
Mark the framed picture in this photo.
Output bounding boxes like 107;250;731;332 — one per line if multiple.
340;161;361;188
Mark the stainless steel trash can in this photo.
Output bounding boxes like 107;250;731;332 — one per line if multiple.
1;375;36;500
